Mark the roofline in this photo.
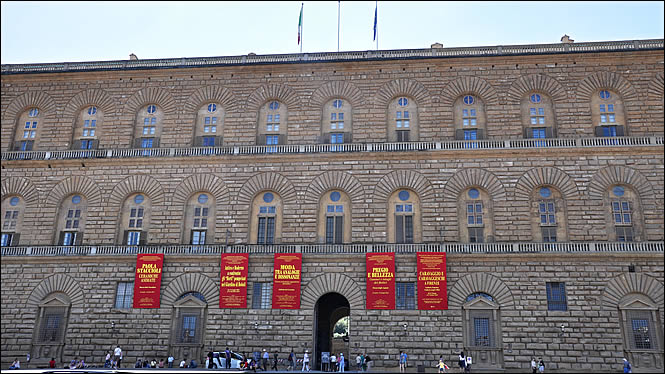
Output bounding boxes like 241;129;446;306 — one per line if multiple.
2;38;663;75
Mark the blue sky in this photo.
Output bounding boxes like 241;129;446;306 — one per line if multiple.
1;1;663;64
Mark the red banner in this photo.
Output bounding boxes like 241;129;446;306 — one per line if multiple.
133;253;164;308
219;253;249;308
417;252;448;310
366;252;395;309
272;253;302;309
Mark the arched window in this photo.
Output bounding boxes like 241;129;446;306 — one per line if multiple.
458;187;494;243
257;100;287;145
13;107;42;151
592;90;627;137
119;193;151;245
169;292;208;363
55;195;87;246
454;95;487;140
1;195;24;246
134;104;163;148
462;292;504;369
32;292;72;363
321;98;353;144
317;190;351;244
183;193;215;245
249;191;282;244
530;186;567;242
618;294;663;370
388;97;418;142
387;189;421;243
194;102;224;147
72;106;102;149
522;93;557;139
606;185;642;242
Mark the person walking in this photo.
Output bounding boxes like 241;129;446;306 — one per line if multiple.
288;350;296;371
338;353;345;372
113;345;122;369
458;352;466;373
399;351;407;373
356;354;362;371
302;350;310;372
271;353;279;371
437;356;450;373
623;358;632;373
225;348;232;369
262;349;269;371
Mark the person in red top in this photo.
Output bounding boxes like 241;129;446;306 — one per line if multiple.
49;358;56;368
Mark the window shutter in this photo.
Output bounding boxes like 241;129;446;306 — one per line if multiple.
72;140;82;150
278;134;286;145
405;215;414;244
122;230;129;245
74;232;83;245
477;129;485;140
190;229;196;245
344;132;352;143
134;138;143;148
395;215;404;243
194;136;203;147
214;136;223;147
594;126;604;137
455;129;464;140
323;132;330;144
523;128;531;139
91;139;100;149
152;137;160;148
13;141;21;151
404;130;410;142
335;216;344;244
11;233;20;246
545;127;553;138
58;231;66;245
616;125;625;136
138;232;147;246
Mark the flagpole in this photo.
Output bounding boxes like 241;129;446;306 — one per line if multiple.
375;1;378;51
301;3;304;53
337;1;340;52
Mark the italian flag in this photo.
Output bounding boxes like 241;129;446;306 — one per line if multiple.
298;3;303;45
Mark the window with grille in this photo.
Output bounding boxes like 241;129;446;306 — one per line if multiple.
468;309;495;347
546;282;567;311
38;307;66;343
325;205;344;244
180;315;198;343
626;310;657;350
252;282;272;309
396;282;415;310
115;282;134;308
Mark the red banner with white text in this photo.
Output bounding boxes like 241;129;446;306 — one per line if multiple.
417;252;448;310
219;253;249;308
272;253;302;309
366;252;395;309
133;253;164;308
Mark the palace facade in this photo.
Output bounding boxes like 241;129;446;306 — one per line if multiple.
1;38;664;372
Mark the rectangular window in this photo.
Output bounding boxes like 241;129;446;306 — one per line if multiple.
395;213;414;244
141;138;154;148
80;139;94;149
1;233;15;247
325;211;344;244
39;311;64;342
464;130;477;140
532;128;546;139
252;282;272;309
474;317;490;346
191;230;206;245
202;136;215;147
3;210;18;231
539;200;556;225
257;216;275;244
467;202;483;226
396;130;410;142
612;200;632;225
115;282;134;308
396;282;416;310
546;282;568;311
61;231;79;246
266;135;279;145
541;227;557;242
602;126;618;137
330;133;344;144
616;226;634;242
127;231;141;245
20;140;34;151
468;227;484;243
627;311;654;350
463;109;477;127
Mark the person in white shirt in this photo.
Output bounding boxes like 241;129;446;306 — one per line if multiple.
331;354;337;372
113;346;122;369
302;350;310;372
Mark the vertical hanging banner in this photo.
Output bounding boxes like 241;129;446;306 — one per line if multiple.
219;253;249;308
133;253;164;308
272;253;302;309
417;252;448;310
366;252;395;309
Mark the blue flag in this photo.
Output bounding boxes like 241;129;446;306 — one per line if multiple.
373;4;377;41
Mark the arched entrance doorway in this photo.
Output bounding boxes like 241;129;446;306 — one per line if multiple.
314;293;350;371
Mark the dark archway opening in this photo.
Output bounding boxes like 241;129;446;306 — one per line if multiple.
314;292;350;371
